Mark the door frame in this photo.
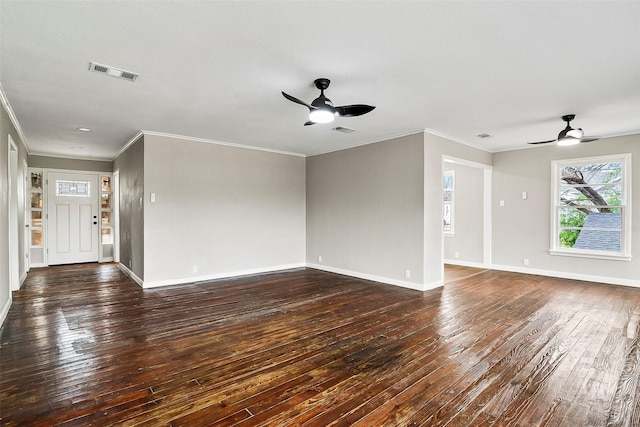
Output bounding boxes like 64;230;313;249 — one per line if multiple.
8;135;19;291
442;155;493;268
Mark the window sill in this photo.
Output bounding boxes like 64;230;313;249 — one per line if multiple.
549;249;632;262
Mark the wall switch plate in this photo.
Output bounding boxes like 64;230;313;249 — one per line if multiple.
500;200;505;207
522;191;527;200
192;266;198;273
150;193;156;203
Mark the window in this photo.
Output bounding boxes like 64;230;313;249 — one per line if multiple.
56;180;90;197
443;171;454;235
551;154;631;260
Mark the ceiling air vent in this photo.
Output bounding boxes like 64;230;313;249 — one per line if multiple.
332;126;356;133
89;62;139;82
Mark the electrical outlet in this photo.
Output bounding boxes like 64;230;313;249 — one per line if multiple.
192;266;198;273
405;270;411;279
523;258;529;266
318;255;322;263
455;251;460;259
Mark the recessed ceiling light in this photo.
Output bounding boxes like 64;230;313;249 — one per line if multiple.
76;127;91;132
69;146;86;150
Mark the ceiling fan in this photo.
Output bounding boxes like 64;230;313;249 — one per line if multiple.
282;78;375;126
528;114;600;146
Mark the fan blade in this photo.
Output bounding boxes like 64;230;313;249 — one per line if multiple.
335;104;375;117
527;139;556;145
304;121;315;126
580;136;600;143
282;91;313;110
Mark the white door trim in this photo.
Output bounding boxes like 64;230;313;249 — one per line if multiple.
8;135;19;291
442;155;493;268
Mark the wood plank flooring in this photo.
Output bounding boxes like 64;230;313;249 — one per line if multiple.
2;264;640;426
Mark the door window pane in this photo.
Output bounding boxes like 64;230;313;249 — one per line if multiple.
31;192;42;208
31;211;42;227
56;180;90;197
101;176;111;192
31;172;42;190
101;211;111;225
31;230;42;246
101;193;111;209
101;227;113;244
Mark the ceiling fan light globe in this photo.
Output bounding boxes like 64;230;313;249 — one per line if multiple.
309;109;335;124
557;137;581;146
567;128;584;139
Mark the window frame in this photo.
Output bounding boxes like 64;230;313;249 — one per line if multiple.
550;153;632;261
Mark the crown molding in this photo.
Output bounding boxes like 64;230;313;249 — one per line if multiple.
0;82;31;153
137;130;306;158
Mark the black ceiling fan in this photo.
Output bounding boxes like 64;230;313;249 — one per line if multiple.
282;78;375;126
528;114;600;146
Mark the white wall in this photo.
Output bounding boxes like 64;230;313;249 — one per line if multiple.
492;134;640;286
142;134;306;287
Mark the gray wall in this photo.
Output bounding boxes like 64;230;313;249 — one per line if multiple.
142;134;306;285
113;136;145;280
1;101;28;326
444;163;484;264
29;155;113;172
492;134;640;284
306;133;426;288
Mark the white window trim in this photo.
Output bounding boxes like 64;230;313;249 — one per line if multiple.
549;153;632;261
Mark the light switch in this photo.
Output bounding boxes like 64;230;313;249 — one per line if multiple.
150;193;156;203
522;191;527;200
500;200;505;207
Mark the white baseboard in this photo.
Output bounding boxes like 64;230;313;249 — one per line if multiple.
140;263;306;289
118;263;144;287
490;263;640;288
19;270;27;288
306;263;442;292
443;259;489;269
0;294;12;328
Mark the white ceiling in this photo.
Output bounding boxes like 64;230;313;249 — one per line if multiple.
1;1;639;160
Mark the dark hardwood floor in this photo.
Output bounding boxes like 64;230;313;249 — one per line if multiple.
2;264;640;426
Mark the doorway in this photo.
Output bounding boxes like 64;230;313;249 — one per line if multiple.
47;171;100;265
442;156;492;269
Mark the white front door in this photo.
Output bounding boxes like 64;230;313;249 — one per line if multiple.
47;172;99;265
